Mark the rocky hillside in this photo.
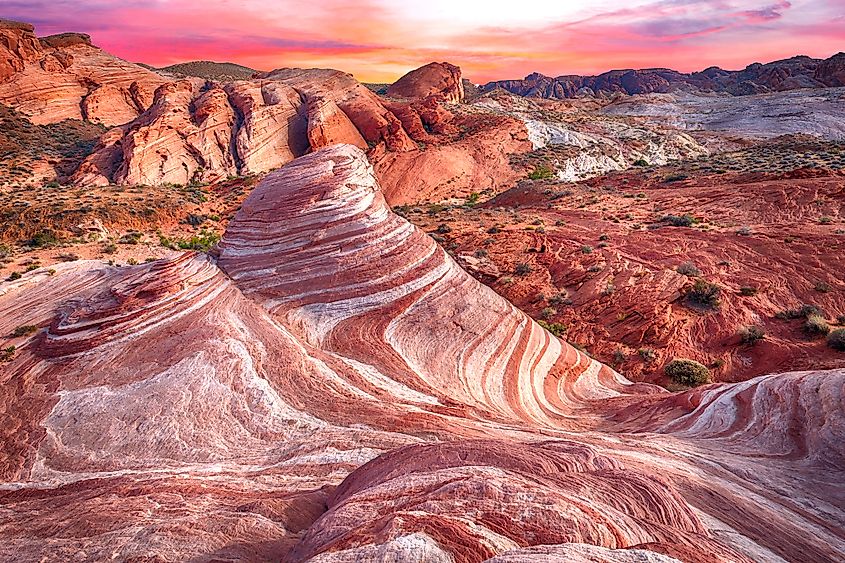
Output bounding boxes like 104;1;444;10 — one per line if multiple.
484;52;845;99
1;144;842;561
0;19;165;126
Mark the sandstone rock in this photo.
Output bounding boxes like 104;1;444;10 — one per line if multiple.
0;21;166;126
306;95;368;151
2;146;842;563
387;62;465;103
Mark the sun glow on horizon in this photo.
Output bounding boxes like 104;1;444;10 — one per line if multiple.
5;0;844;83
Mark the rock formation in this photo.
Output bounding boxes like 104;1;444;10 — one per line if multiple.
1;144;842;562
387;62;465;103
483;53;845;99
0;20;165;126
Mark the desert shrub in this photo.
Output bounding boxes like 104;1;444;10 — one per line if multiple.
474;249;488;258
160;230;221;252
538;320;567;337
739;286;758;296
819;216;833;224
677;261;700;277
436;223;452;234
118;231;143;244
28;230;60;248
0;243;10;259
776;304;825;320
540;307;557;319
662;214;696;227
738;325;766;345
686;279;721;309
638;348;656;362
6;271;22;281
465;192;480;206
814;281;831;293
828;329;845;351
580;245;593;254
633;158;649;167
612;349;626;364
736;226;753;236
0;346;15;362
664;358;711;386
549;292;570;306
487;226;501;234
10;325;38;337
838;315;845;325
805;314;831;337
528;165;554;180
514;263;532;276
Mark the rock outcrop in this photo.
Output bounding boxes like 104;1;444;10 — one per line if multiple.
484;53;845;99
0;20;165;126
388;62;465;103
1;144;843;562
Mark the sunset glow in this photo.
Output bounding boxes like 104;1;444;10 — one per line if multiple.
5;0;844;82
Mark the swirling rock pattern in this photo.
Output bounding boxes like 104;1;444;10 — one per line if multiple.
1;144;842;562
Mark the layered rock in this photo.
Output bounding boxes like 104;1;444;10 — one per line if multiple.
1;144;843;562
387;62;465;103
0;20;165;126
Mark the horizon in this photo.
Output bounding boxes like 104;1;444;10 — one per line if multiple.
4;1;845;83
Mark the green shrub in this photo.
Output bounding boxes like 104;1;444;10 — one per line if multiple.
11;325;38;337
805;314;831;337
776;304;825;320
0;345;15;362
828;329;845;351
664;358;711;386
118;231;143;244
538;320;567;337
6;271;22;281
580;245;593;254
528;165;554;180
739;286;758;296
28;230;60;248
633;158;649;167
514;263;532;276
686;279;721;309
540;307;557;319
662;214;696;227
738;325;765;345
638;348;656;362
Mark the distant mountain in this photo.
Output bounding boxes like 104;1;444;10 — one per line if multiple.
482;53;845;99
150;61;258;81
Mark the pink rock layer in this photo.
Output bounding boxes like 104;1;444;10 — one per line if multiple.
0;144;842;562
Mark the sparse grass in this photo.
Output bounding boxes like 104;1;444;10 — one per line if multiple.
664;358;711;386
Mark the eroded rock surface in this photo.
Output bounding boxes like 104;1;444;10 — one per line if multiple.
0;20;165;126
1;144;842;562
388;62;465;103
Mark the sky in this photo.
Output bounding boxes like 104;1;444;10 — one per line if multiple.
4;0;845;83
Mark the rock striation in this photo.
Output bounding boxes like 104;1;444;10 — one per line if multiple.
387;62;465;103
1;144;843;562
0;20;165;126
